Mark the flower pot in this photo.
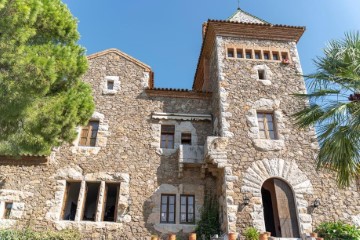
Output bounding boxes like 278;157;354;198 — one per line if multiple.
168;234;176;240
259;233;268;240
228;233;237;240
151;236;159;240
189;233;196;240
310;233;318;238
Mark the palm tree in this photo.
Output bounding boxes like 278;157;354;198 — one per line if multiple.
293;32;360;187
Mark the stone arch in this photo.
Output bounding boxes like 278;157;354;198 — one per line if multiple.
241;158;313;235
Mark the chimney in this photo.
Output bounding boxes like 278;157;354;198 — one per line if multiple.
202;22;208;39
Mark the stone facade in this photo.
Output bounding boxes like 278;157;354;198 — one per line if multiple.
0;8;359;240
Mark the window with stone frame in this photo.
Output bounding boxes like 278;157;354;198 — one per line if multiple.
79;121;99;147
181;133;192;145
160;125;175;149
107;80;114;90
263;51;270;60
180;195;195;224
82;182;101;221
272;51;280;61
227;48;235;58
236;48;244;58
257;112;276;140
61;181;81;221
254;50;262;60
160;194;176;224
102;183;119;222
3;202;12;219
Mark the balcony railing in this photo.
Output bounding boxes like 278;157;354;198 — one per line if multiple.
178;145;204;165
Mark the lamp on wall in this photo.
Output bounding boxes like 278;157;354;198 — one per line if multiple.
243;196;250;206
313;198;320;208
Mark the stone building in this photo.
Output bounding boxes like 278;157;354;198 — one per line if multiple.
0;7;359;240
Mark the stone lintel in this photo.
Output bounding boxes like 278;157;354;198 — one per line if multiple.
152;112;212;121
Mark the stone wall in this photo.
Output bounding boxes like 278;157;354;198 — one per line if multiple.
215;36;360;236
0;51;216;239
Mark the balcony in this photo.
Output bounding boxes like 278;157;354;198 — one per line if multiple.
177;145;204;178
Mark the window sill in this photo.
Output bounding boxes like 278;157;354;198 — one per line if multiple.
102;90;118;95
154;223;196;234
252;139;284;152
257;79;272;86
156;148;177;156
70;146;101;155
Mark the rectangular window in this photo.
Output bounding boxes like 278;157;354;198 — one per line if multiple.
79;121;99;147
3;202;12;219
281;52;289;60
102;183;119;222
263;51;270;60
82;182;101;221
160;125;175;149
181;133;192;145
61;181;81;221
227;48;234;58
180;195;195;224
236;49;243;58
160;194;176;224
107;80;114;90
258;70;265;80
245;50;252;59
257;113;276;140
272;51;279;61
254;51;262;60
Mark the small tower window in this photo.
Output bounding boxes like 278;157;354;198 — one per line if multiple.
263;51;270;60
236;49;243;58
255;51;262;60
281;52;289;60
258;70;265;80
227;48;234;58
272;52;279;61
181;133;192;145
3;202;12;219
107;80;114;90
245;50;252;59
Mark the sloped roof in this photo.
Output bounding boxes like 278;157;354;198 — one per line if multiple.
228;8;269;24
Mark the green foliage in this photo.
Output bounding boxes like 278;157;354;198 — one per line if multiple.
195;195;221;239
315;221;360;240
293;32;360;187
243;227;260;240
0;0;94;156
0;228;81;240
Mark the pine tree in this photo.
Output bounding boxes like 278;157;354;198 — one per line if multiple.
0;0;95;155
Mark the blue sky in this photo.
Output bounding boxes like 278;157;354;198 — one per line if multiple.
62;0;360;89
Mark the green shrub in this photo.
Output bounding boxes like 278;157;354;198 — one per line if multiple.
195;195;221;239
243;227;260;240
315;221;360;240
0;229;81;240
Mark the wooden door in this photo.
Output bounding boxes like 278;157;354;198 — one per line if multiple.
273;179;300;238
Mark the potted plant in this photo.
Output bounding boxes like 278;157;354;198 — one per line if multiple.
189;232;196;240
243;227;260;240
151;235;159;240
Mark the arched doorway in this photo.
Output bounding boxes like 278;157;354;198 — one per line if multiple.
261;178;300;238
